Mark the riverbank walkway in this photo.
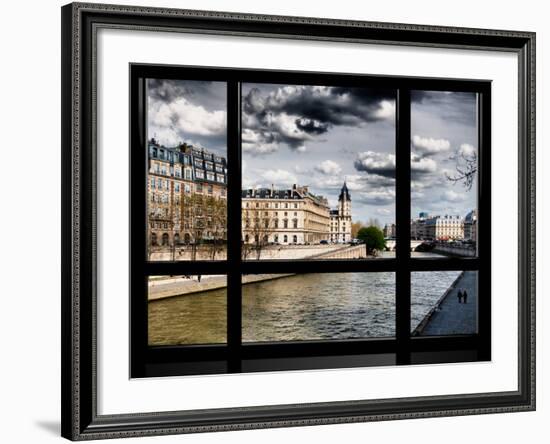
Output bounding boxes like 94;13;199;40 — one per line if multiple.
148;274;294;301
413;271;477;336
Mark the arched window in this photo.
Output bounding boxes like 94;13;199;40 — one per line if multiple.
151;233;157;246
293;235;297;244
184;233;191;244
162;233;169;246
174;233;180;244
283;235;288;243
245;234;249;243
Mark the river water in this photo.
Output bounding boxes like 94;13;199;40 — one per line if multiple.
148;252;462;345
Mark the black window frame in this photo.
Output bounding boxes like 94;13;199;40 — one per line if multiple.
130;63;491;378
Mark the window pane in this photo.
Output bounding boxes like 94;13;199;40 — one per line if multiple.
410;91;478;257
411;271;478;335
148;275;227;345
146;79;227;261
241;83;396;260
242;273;395;342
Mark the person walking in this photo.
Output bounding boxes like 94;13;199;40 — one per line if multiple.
457;289;463;304
463;289;468;304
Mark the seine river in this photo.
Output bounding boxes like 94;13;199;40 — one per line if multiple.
148;253;461;345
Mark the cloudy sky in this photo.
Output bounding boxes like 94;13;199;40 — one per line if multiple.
147;79;478;225
242;83;397;224
410;91;478;220
147;79;227;156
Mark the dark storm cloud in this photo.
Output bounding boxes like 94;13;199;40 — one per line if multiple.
148;79;226;110
354;151;396;178
354;151;438;181
241;84;395;153
244;85;394;126
295;118;330;135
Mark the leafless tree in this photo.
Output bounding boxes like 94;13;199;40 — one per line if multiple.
204;195;227;260
446;150;477;191
242;207;276;260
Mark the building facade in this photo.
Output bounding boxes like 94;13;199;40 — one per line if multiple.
329;182;352;243
464;209;477;242
424;214;464;240
410;212;429;239
241;184;330;245
147;139;227;250
384;223;396;238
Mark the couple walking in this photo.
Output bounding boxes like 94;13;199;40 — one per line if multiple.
457;288;468;304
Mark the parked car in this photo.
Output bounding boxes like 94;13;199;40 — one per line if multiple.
320;240;329;245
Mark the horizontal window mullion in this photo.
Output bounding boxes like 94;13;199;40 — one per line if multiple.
410;335;480;351
147;344;228;362
241;338;395;359
241;259;398;274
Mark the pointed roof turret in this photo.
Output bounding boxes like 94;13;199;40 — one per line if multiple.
338;181;351;201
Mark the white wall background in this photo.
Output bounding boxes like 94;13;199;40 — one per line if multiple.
0;0;545;442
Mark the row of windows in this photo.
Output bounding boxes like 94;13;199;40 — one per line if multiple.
150;178;226;196
152;161;226;184
244;234;298;244
150;145;227;168
244;201;299;209
244;218;299;229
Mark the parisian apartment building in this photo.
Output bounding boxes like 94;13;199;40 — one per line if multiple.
241;182;352;245
148;139;354;248
409;211;477;241
147;139;227;248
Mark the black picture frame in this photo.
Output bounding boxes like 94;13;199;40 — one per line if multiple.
61;2;535;440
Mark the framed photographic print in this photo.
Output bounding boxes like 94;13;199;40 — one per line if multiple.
61;2;535;440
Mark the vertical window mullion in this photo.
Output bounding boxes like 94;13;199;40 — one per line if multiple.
395;88;412;365
477;88;491;360
227;80;242;371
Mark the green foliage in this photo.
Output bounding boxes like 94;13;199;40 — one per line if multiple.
357;226;386;254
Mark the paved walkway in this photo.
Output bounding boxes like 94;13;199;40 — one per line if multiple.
416;271;477;336
148;274;294;301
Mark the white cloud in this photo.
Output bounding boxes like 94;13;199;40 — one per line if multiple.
441;190;466;202
150;97;226;138
242;129;278;155
411;154;437;174
412;135;451;156
458;143;476;158
260;169;298;187
354;151;396;177
374;100;396;120
314;160;342;175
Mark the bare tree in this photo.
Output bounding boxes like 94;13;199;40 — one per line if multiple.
205;195;227;260
446;150;477;191
182;193;206;260
242;207;276;260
